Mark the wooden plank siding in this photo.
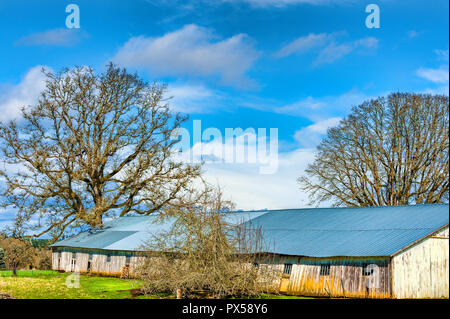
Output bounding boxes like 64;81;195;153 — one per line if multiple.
52;247;143;277
391;226;449;299
270;256;392;298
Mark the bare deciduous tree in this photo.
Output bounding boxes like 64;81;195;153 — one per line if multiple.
137;186;279;299
0;64;200;239
299;93;449;206
0;237;34;276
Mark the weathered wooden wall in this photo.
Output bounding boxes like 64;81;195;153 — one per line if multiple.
52;247;143;276
271;256;392;298
391;226;449;299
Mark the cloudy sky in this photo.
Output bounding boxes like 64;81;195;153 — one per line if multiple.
0;0;448;229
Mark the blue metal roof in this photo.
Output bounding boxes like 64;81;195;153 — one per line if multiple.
245;204;449;257
51;204;448;257
51;211;268;251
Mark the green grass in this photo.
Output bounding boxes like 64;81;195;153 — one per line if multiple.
0;270;58;278
0;270;311;299
0;270;154;299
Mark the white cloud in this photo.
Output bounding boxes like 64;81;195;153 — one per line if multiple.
314;42;354;65
313;37;378;65
166;84;221;113
407;30;423;39
113;24;260;88
294;117;342;147
356;37;379;49
416;66;449;84
15;28;88;47
180;131;315;209
274;89;370;121
0;66;49;123
202;148;315;210
171;125;328;209
275;32;378;65
274;33;332;58
415;50;449;95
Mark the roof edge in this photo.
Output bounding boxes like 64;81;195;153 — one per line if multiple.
390;223;449;257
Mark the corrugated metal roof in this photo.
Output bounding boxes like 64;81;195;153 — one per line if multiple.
244;204;449;257
51;204;448;257
51;211;268;251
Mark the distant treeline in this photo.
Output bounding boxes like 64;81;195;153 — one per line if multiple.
31;239;51;249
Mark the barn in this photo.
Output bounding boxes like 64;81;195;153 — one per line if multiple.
50;211;266;276
51;204;449;299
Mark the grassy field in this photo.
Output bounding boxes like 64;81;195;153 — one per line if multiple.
0;270;309;299
0;270;152;299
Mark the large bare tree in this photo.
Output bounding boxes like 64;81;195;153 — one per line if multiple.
0;64;200;239
299;93;449;206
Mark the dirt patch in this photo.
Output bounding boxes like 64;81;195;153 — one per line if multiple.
129;288;145;298
0;292;15;299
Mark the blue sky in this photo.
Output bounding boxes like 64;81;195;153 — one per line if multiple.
0;0;448;230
